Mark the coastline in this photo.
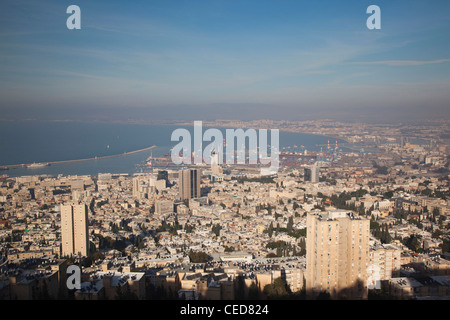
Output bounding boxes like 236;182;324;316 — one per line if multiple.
0;119;360;177
1;145;157;169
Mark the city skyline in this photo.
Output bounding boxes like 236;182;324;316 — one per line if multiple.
1;0;450;123
1;1;449;304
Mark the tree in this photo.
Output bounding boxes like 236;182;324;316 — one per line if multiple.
375;166;388;175
288;228;306;239
297;238;306;256
184;224;195;233
287;216;294;233
432;207;441;222
188;250;211;263
440;239;450;254
224;245;235;253
266;252;278;258
421;188;432;197
267;222;274;238
371;220;392;244
211;223;222;236
384;191;394;199
403;234;422;253
358;203;366;216
111;223;119;233
263;278;290;299
380;224;392;244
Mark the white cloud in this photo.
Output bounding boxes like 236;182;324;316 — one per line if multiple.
349;59;450;67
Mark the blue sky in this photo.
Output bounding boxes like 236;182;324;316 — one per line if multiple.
1;0;450;122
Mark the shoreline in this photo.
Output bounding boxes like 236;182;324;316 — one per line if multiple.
1;118;352;143
0;120;362;174
1;145;157;170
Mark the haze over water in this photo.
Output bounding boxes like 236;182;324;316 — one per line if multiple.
0;120;347;177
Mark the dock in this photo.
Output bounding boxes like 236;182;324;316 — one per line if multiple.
1;145;157;169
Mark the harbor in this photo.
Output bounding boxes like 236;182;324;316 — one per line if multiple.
1;145;157;170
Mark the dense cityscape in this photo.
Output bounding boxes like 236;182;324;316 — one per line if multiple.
0;119;449;300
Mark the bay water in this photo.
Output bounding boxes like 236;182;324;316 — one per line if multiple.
0;120;346;177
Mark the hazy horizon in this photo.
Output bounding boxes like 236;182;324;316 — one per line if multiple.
1;104;448;125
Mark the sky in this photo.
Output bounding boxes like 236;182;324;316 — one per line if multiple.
1;0;450;123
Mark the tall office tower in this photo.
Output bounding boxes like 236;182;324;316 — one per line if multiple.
61;203;89;257
304;164;319;183
306;210;370;299
132;177;140;198
178;169;201;201
211;150;223;175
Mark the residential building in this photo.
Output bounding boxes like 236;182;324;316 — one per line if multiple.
304;165;319;183
61;203;89;257
306;210;370;299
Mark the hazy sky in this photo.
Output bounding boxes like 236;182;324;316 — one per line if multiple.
1;0;450;122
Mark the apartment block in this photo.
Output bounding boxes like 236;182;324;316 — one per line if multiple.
369;243;402;285
61;203;89;257
306;210;370;299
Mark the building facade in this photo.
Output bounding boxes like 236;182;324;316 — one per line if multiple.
61;203;89;257
304;165;319;183
179;169;201;201
155;199;174;215
306;210;370;299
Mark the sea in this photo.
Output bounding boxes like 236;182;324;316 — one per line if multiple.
0;120;348;178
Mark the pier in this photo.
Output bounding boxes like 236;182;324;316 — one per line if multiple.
1;145;157;169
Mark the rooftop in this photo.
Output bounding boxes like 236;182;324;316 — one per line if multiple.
390;277;423;288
